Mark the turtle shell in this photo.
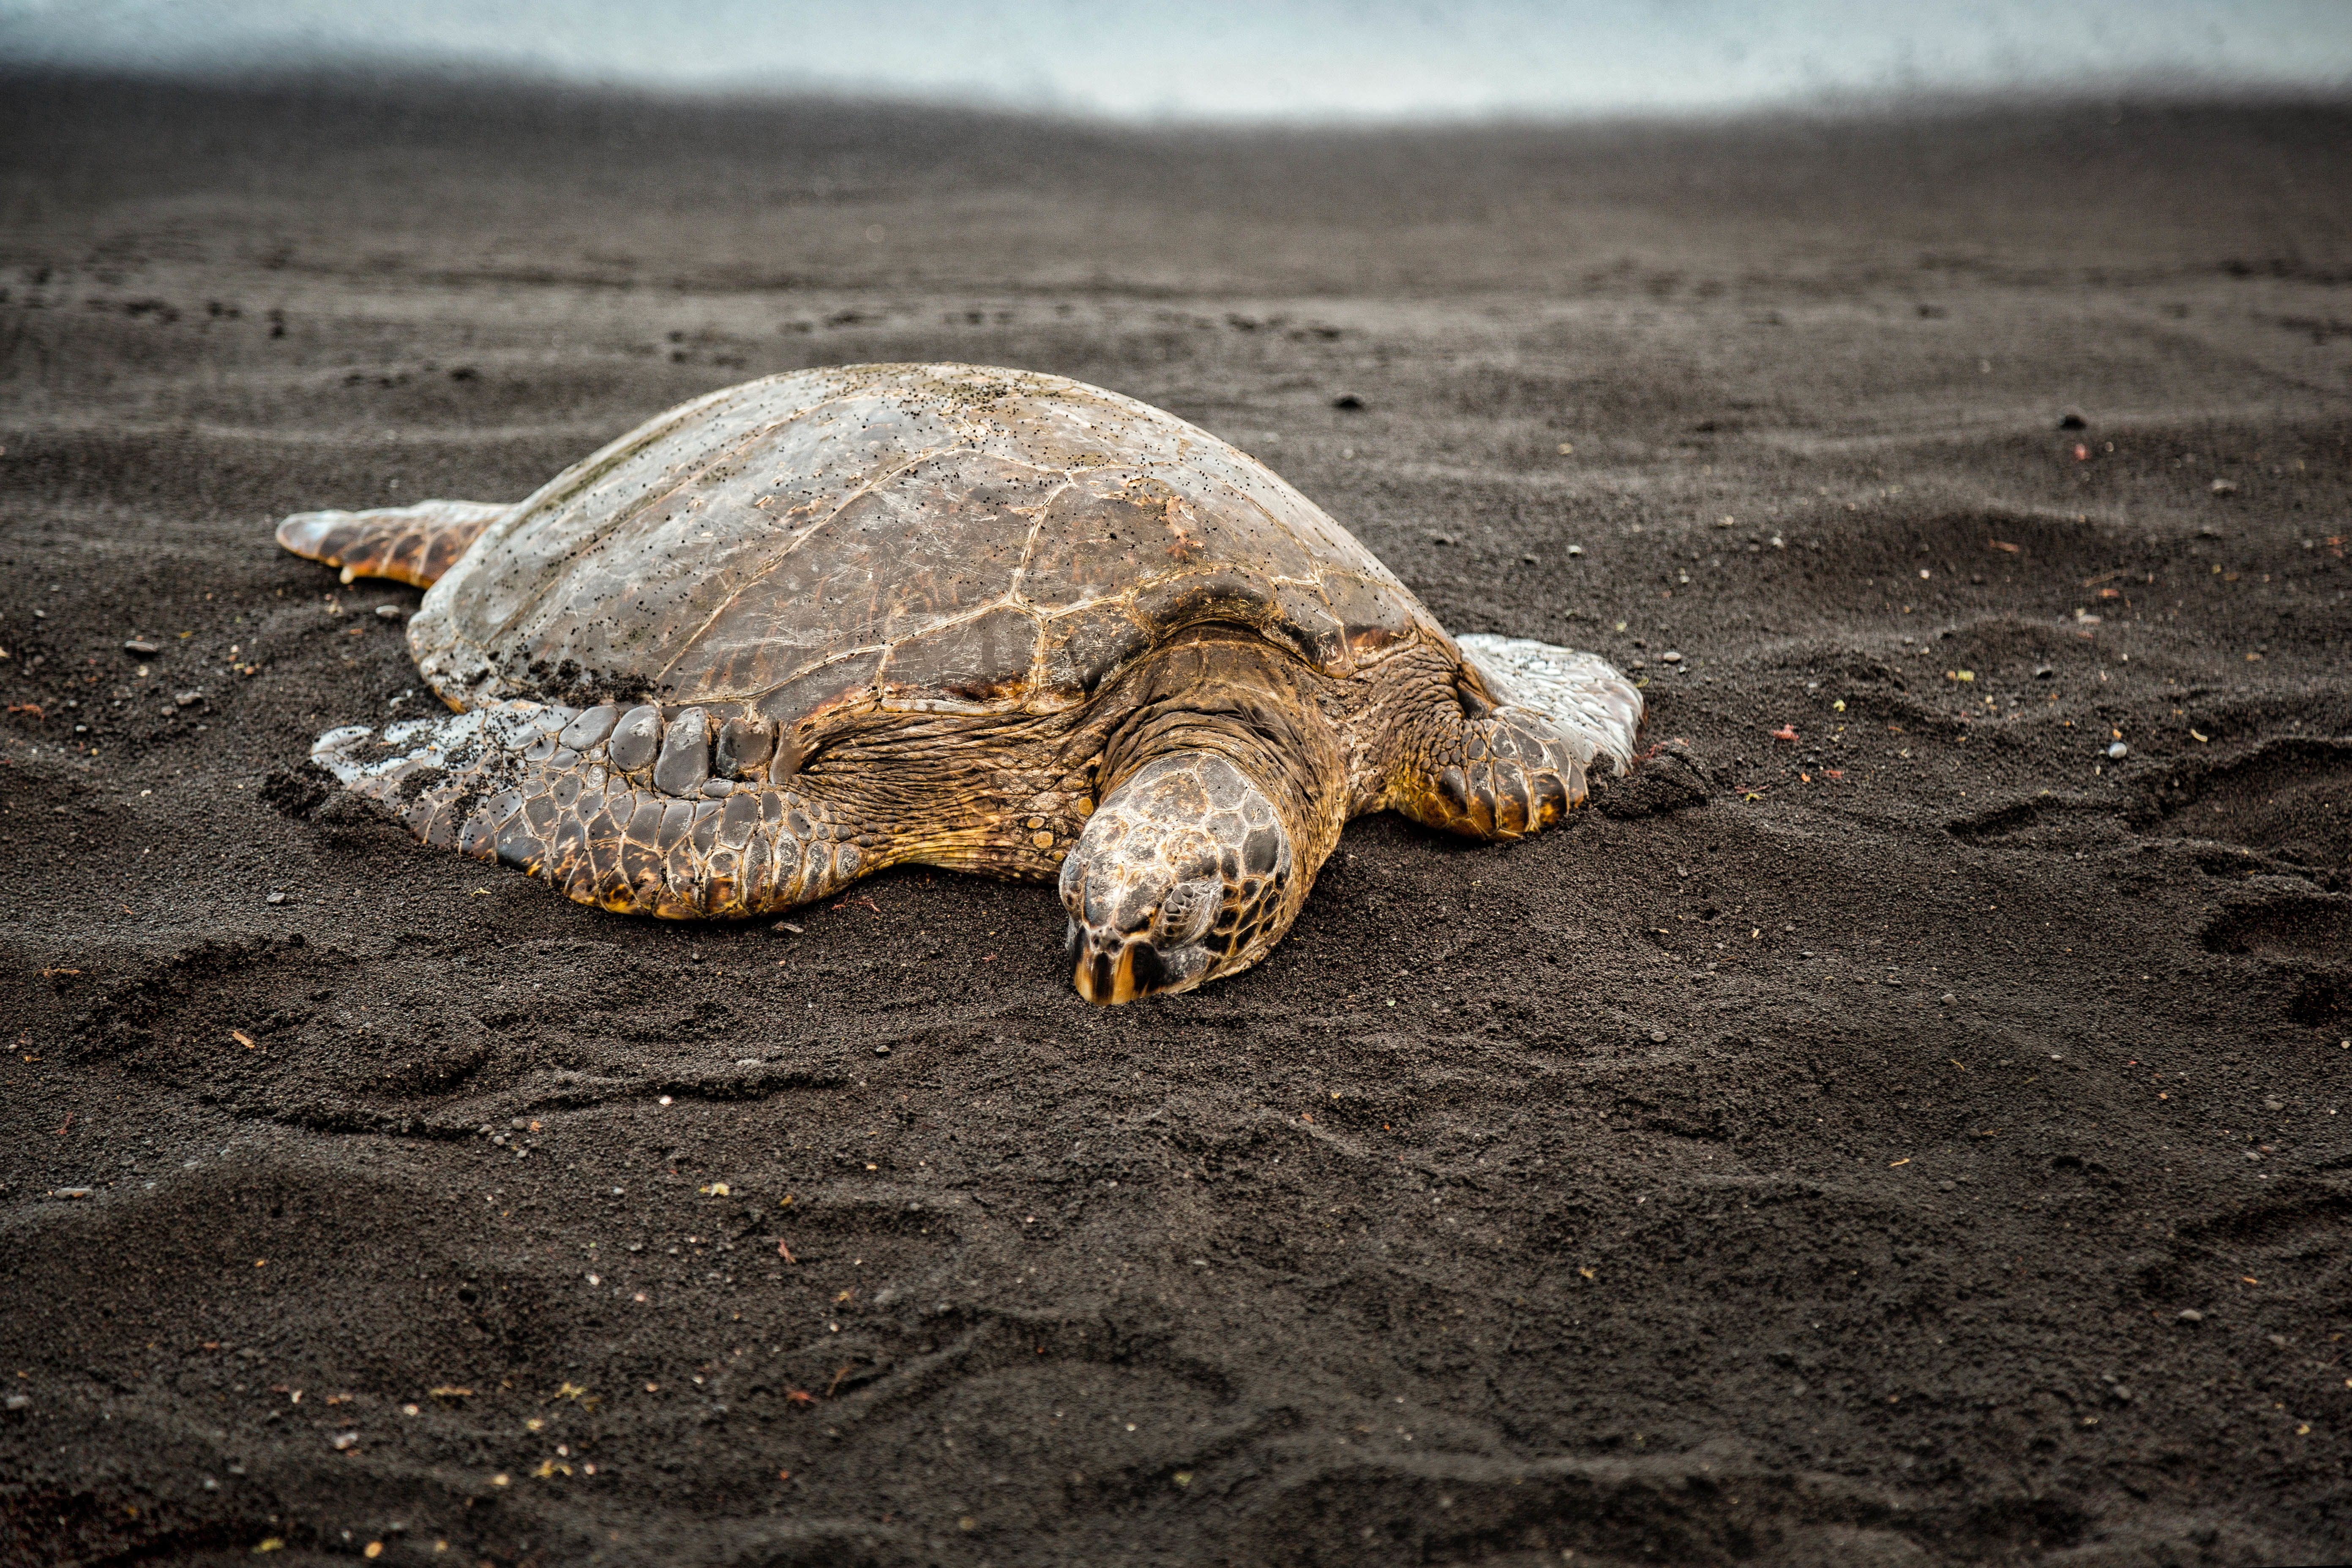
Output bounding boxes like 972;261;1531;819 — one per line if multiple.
409;364;1449;727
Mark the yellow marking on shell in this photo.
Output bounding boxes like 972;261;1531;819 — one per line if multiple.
1031;831;1055;850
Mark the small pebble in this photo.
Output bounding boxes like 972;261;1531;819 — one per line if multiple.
267;892;286;905
123;639;160;655
1648;1029;1668;1043
772;920;805;935
1940;991;1958;1006
50;1188;93;1200
2106;742;2128;759
3;1393;28;1411
2263;1098;2284;1112
2057;409;2088;431
175;689;204;707
2244;1150;2262;1162
874;1044;891;1056
2176;1309;2203;1323
1566;544;1584;557
374;605;404;620
1331;393;1365;411
330;1431;359;1451
1660;651;1681;664
2209;478;2238;495
2033;665;2055;679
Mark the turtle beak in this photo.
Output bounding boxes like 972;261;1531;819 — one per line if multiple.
1071;930;1146;1005
1067;920;1179;1005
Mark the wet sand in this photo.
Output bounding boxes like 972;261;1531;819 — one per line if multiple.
3;72;2349;1566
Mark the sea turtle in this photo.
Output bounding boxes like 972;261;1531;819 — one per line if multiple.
277;364;1642;1002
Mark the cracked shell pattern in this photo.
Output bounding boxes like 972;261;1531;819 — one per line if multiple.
404;363;1449;721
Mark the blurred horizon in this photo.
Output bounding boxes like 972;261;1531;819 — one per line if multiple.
3;0;2348;125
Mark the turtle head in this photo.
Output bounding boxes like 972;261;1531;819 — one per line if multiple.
1060;752;1295;1004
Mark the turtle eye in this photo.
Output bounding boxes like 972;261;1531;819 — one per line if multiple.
1150;877;1217;948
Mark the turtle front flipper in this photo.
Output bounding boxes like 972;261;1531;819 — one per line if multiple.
1384;635;1644;840
310;701;874;918
276;499;510;588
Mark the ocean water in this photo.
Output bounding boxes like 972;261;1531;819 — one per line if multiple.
3;0;2347;122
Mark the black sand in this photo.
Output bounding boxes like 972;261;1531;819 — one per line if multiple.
3;73;2349;1567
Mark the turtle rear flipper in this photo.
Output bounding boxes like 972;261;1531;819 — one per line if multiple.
311;701;872;919
276;499;509;587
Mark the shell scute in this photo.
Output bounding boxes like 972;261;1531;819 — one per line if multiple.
752;650;885;732
879;605;1044;707
1040;603;1153;699
1317;570;1419;660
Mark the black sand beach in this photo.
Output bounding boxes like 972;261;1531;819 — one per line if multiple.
2;73;2349;1566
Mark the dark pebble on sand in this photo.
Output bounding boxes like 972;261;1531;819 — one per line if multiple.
2057;408;2088;430
1331;393;1365;410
